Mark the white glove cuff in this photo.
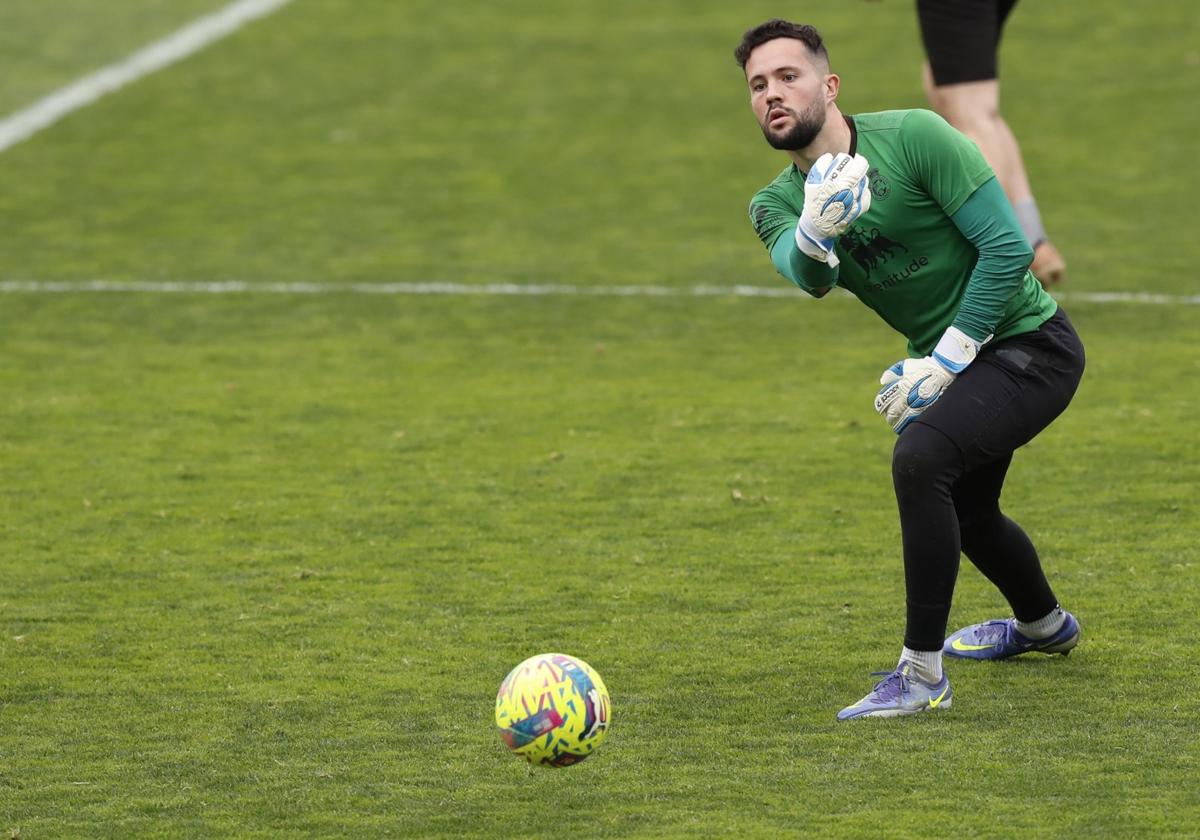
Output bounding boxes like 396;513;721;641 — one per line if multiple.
932;326;982;374
795;216;840;267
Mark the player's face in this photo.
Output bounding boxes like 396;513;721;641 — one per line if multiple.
745;38;831;151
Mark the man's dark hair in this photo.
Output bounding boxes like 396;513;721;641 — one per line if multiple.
733;19;828;70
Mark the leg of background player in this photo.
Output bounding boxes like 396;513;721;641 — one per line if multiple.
922;64;1067;287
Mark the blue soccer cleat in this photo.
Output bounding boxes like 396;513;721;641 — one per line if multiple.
836;663;952;721
943;612;1080;660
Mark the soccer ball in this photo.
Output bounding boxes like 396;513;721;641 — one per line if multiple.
495;652;611;766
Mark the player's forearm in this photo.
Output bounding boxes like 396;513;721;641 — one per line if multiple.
770;231;838;297
948;177;1036;340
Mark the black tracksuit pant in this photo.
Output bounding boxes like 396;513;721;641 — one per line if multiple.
893;307;1086;651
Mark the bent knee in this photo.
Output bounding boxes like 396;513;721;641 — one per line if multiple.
928;80;1001;130
958;504;1004;546
891;423;962;490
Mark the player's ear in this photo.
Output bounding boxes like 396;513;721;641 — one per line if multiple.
825;73;840;104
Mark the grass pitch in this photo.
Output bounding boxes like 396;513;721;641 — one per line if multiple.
1;1;1198;837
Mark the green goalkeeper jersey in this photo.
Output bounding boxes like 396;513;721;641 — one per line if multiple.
749;109;1057;356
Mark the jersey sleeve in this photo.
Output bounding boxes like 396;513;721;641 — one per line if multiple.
899;109;994;216
748;186;799;252
948;177;1036;340
748;187;838;295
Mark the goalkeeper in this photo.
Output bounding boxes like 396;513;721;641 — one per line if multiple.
735;20;1086;720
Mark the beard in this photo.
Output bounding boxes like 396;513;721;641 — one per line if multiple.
761;100;826;151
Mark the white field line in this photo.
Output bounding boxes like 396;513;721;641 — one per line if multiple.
0;279;1196;306
0;0;295;154
0;8;1190;313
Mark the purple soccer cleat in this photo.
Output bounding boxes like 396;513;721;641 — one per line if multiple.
943;612;1080;660
836;663;952;721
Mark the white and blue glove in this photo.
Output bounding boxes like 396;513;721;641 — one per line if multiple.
794;152;872;268
874;326;988;434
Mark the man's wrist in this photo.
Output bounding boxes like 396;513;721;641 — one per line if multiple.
931;326;984;374
796;215;838;266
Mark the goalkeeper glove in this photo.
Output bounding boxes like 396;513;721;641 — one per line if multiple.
874;326;986;434
794;152;872;267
